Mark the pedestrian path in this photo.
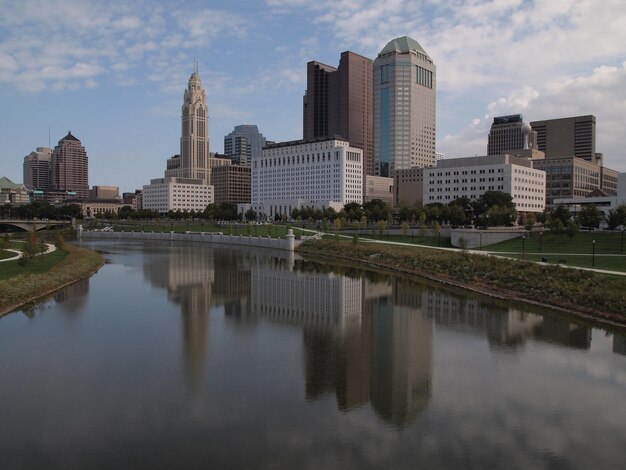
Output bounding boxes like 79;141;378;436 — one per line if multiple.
0;242;56;263
298;228;626;277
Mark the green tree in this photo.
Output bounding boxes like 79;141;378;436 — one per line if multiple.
118;205;134;219
551;204;572;225
204;203;216;220
606;204;626;230
55;234;69;254
419;211;427;237
363;199;392;221
322;218;329;233
565;220;579;238
401;221;410;240
245;209;257;221
343;202;364;221
448;205;465;227
376;219;387;238
546;217;565;233
0;234;9;251
576;204;603;228
433;221;441;245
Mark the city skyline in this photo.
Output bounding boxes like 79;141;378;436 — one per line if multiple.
1;0;626;192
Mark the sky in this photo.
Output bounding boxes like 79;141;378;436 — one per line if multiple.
1;0;626;193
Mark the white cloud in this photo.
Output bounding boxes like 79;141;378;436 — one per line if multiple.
440;62;626;170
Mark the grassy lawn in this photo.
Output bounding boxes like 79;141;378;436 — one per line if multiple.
0;250;67;281
356;233;453;248
0;246;103;314
495;253;626;273
486;231;626;255
105;222;308;238
0;250;16;260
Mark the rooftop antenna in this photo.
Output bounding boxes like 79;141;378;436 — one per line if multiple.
193;59;198;74
48;127;50;148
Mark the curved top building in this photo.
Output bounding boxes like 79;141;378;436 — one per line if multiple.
374;36;436;176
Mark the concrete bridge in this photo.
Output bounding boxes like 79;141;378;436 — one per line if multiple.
0;219;72;232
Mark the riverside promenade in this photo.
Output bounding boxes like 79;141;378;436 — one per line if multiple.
79;227;303;252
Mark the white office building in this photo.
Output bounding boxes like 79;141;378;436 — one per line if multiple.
423;154;546;213
247;137;363;218
142;177;213;214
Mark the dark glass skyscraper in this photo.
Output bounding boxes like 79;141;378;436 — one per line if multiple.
303;52;374;175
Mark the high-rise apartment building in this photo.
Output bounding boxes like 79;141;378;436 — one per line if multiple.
51;131;89;199
487;114;537;155
303;52;374;175
179;70;211;183
23;147;52;190
374;36;436;176
303;62;336;140
223;125;266;166
530;115;597;162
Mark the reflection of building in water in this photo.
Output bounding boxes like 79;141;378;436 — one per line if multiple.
370;288;433;426
53;278;90;318
533;317;591;350
248;265;433;427
421;289;591;350
613;334;626;356
143;244;216;388
422;290;543;346
250;258;362;330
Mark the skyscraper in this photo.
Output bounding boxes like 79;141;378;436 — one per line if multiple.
51;131;89;199
487;114;537;155
303;52;374;175
179;69;211;183
530;115;597;162
303;61;336;140
223;125;266;166
374;36;436;176
23;147;52;190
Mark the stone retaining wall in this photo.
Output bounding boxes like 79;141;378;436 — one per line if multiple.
80;229;300;252
450;229;523;248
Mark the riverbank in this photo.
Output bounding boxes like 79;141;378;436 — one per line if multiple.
297;239;626;327
0;245;104;316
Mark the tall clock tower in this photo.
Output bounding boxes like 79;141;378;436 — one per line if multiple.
180;66;211;183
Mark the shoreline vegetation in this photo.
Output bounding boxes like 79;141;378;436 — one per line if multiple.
0;245;104;317
297;239;626;328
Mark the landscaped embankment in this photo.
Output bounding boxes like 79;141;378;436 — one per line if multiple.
297;239;626;326
0;245;104;316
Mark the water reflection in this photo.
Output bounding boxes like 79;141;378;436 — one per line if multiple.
132;242;621;428
2;241;626;469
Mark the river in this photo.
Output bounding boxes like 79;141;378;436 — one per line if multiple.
1;240;625;469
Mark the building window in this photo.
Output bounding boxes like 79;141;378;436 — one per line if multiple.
381;64;390;83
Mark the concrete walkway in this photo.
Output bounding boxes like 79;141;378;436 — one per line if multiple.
302;229;626;277
0;242;56;263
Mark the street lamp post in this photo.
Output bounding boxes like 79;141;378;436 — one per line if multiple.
540;231;543;253
480;231;483;251
621;228;624;253
522;234;526;261
592;239;596;268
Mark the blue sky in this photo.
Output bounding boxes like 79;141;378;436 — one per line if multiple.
1;0;626;193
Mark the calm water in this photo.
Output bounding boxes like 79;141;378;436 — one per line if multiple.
1;240;625;469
